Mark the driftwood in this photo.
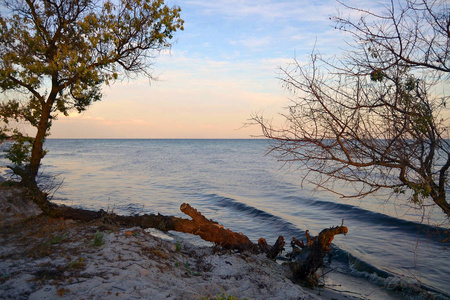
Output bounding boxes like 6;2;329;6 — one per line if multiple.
27;187;347;285
30;189;283;254
289;226;348;286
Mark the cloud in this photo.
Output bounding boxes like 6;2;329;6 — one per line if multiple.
183;0;336;22
50;0;389;138
48;48;290;139
232;36;272;49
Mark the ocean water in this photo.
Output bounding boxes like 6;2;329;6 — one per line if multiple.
1;139;449;299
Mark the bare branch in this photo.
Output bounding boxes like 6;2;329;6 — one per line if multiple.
254;0;450;218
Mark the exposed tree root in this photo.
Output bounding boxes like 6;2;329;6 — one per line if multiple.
289;225;348;286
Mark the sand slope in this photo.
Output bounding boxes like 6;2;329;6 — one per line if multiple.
1;185;330;299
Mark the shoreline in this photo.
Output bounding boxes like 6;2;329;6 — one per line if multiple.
0;185;321;300
0;185;434;299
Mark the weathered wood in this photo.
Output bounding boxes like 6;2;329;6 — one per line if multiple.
258;236;285;259
289;225;348;286
176;203;256;251
26;186;347;286
27;188;282;254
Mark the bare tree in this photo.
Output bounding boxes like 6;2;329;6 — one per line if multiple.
254;0;450;218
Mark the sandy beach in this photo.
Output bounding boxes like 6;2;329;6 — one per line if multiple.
0;184;403;300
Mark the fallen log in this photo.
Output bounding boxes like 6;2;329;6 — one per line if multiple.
25;186;347;286
27;188;282;254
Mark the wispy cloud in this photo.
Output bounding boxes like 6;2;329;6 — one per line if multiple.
51;0;391;138
232;36;272;49
183;0;336;22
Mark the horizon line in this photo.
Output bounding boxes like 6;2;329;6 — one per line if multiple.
46;137;267;140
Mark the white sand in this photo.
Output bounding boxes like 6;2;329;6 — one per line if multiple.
0;185;366;300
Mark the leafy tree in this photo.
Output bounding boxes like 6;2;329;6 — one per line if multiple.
254;0;450;218
0;0;183;186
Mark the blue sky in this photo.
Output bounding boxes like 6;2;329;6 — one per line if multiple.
51;0;378;138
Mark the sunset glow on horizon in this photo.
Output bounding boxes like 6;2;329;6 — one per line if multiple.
45;0;449;139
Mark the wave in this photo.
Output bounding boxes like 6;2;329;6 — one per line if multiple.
344;252;450;299
36;139;449;298
283;194;449;245
317;199;448;243
206;193;305;238
206;191;447;247
206;193;450;299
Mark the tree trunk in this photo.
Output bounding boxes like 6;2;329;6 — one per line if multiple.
28;98;55;187
432;193;450;218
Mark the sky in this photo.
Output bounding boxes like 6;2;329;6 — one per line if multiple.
49;0;379;138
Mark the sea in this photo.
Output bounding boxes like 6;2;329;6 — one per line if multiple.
1;139;449;299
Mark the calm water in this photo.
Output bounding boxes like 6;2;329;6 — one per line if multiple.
1;139;449;298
